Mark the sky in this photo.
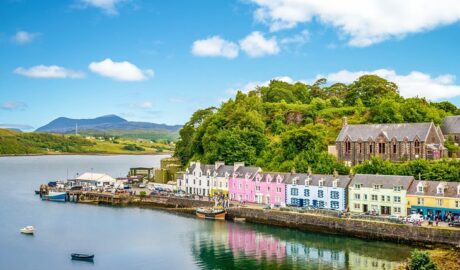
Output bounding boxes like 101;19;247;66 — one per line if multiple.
1;0;460;130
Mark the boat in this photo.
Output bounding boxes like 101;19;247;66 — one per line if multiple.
20;226;34;234
71;253;94;261
233;217;246;223
34;190;40;195
42;191;67;202
196;207;226;220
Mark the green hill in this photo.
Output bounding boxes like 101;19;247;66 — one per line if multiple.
174;75;459;176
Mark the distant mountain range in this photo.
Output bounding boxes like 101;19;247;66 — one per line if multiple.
36;115;182;141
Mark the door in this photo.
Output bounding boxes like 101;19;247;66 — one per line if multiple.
299;199;305;207
312;200;318;208
363;204;368;213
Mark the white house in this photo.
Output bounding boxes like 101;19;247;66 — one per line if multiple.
76;172;116;187
285;172;351;211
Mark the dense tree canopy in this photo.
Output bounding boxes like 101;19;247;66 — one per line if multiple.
174;75;459;178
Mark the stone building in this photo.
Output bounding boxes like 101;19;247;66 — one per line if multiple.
335;117;446;166
442;115;460;144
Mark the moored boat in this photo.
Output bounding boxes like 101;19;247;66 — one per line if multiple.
196;207;226;220
20;226;34;234
42;191;67;202
71;253;94;261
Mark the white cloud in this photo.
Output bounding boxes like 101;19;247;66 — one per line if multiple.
14;65;85;79
89;58;154;81
11;31;39;44
191;36;239;59
239;31;280;57
79;0;125;15
250;0;460;46
280;30;309;45
0;101;27;111
139;101;153;109
322;69;460;100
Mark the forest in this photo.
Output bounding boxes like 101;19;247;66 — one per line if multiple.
174;75;460;181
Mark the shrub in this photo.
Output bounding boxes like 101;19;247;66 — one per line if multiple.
409;250;438;270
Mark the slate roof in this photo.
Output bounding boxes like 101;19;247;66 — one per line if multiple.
216;165;234;177
407;180;460;198
350;174;414;189
285;174;351;188
442;116;460;134
258;172;290;183
336;122;435;142
234;166;261;179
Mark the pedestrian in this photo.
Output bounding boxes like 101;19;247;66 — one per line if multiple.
435;216;439;226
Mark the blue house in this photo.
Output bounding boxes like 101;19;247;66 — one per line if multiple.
285;172;351;211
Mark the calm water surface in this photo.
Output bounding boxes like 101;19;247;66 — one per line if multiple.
0;155;413;270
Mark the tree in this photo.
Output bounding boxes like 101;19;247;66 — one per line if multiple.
408;250;438;270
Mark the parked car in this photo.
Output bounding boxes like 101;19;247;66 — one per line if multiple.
448;220;460;227
138;183;146;188
407;214;424;223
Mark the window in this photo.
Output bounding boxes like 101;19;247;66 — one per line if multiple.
392;142;397;154
436;199;443;206
333;180;338;188
331;201;339;209
394;196;401;203
305;179;310;186
305;199;310;206
304;189;310;197
394;207;401;213
238;183;242;189
354;184;361;189
207;180;209;186
199;180;201;185
456;201;459;208
275;196;281;203
331;191;339;200
354;203;361;209
354;193;361;200
371;195;378;201
369;144;373;154
418;185;424;192
319;180;324;187
319;201;325;208
387;196;391;202
364;194;368;200
291;188;299;196
276;187;282;193
393;186;401;192
381;195;385;202
378;142;385;154
256;185;260;191
417;198;424;205
345;140;351;154
318;190;324;198
358;142;363;154
291;198;300;206
414;140;420;155
373;185;380;190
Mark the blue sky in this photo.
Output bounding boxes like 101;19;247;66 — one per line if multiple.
2;0;460;130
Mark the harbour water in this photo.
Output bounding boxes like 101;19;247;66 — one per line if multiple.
0;155;414;270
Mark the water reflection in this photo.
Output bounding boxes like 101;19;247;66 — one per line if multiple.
191;221;411;270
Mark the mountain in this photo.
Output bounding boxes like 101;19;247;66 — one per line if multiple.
36;115;182;141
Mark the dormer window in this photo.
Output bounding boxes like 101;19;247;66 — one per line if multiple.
305;178;310;186
333;180;338;188
354;184;361;189
319;179;324;187
373;185;380;190
292;178;297;185
437;187;443;195
417;185;424;193
393;186;401;192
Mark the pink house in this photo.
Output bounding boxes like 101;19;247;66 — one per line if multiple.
229;167;288;207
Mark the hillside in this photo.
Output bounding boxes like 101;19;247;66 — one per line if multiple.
0;129;173;155
174;75;459;176
36;115;181;141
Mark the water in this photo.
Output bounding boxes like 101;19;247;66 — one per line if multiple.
0;155;414;270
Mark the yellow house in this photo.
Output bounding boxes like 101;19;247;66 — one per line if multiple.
407;180;460;219
348;174;414;217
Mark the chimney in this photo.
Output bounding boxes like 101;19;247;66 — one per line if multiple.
215;161;225;170
342;117;348;127
234;162;244;171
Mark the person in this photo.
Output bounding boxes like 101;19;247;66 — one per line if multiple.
435;216;439;226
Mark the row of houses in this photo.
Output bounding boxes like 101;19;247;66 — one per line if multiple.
177;161;460;218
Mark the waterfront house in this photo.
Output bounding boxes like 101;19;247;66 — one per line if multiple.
209;162;243;196
255;172;288;206
407;180;460;220
179;161;216;197
75;172;116;187
335;117;446;166
285;172;351;211
348;174;414;217
442;115;460;144
228;166;262;203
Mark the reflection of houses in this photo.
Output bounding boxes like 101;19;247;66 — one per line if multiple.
348;174;413;217
286;242;345;269
442;116;460;144
285;171;351;210
229;171;287;207
228;224;286;261
348;252;399;270
407;180;460;218
335;117;446;165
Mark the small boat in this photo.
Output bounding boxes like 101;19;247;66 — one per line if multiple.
233;217;246;223
71;253;94;261
42;191;67;202
34;190;40;195
196;207;226;220
20;226;34;234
